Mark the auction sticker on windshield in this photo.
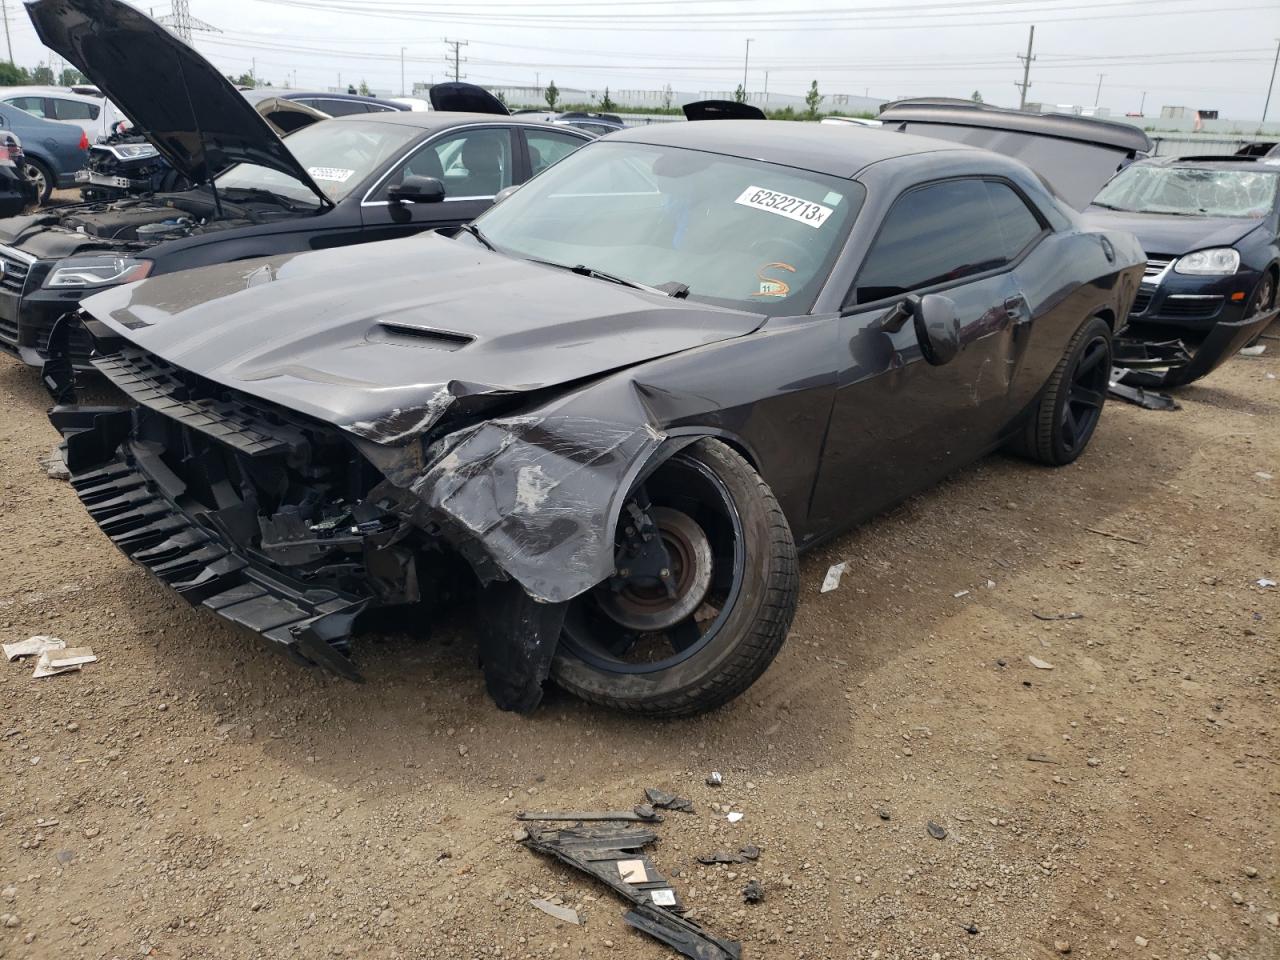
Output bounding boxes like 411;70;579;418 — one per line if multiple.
307;166;356;183
735;186;834;228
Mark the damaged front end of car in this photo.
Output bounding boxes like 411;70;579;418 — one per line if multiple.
1112;304;1278;390
44;315;684;712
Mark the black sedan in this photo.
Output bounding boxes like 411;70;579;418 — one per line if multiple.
0;0;590;368
49;121;1144;717
1086;156;1278;335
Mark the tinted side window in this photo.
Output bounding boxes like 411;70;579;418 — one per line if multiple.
316;99;370;117
5;96;48;118
54;99;98;121
374;127;513;200
526;130;584;176
985;180;1044;260
854;179;1013;305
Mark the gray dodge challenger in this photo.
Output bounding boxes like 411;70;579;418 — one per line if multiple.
48;120;1145;716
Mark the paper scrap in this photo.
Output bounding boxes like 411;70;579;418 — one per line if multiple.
4;636;65;661
954;590;970;599
529;899;579;925
726;811;744;823
617;859;649;884
32;651;81;678
1028;656;1055;670
650;888;677;907
47;647;96;669
1258;578;1277;588
820;562;846;593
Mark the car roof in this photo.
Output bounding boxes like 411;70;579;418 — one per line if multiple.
608;119;973;178
324;111;591;132
0;85;103;102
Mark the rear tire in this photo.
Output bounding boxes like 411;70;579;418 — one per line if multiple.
551;439;797;718
24;158;52;205
1010;316;1113;466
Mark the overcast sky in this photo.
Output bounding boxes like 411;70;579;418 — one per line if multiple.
4;0;1278;118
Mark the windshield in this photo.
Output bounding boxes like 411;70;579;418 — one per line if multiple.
214;119;422;204
1093;164;1279;218
474;141;864;314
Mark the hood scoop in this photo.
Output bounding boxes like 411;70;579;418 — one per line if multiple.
369;321;475;351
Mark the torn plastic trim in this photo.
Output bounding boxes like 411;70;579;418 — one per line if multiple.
1114;305;1277;389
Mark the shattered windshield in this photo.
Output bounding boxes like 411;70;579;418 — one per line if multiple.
1093;164;1279;218
214;119;422;204
474;141;864;314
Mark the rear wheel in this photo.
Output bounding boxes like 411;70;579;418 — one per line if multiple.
24;158;52;205
551;439;797;717
1010;316;1113;466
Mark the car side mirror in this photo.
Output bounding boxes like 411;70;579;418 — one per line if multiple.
492;183;520;206
908;293;961;366
388;175;445;204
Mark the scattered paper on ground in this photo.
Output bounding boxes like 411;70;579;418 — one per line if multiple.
4;636;65;661
616;859;648;883
1028;656;1055;670
820;562;846;593
47;647;97;668
529;899;579;925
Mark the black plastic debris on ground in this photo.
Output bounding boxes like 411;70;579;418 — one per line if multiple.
517;804;663;822
1107;378;1181;411
521;824;741;960
645;786;695;813
697;844;761;865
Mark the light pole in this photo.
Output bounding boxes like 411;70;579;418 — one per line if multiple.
1139;90;1146;115
400;47;406;96
1094;73;1105;108
743;38;753;98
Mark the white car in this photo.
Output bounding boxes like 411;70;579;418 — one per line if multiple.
0;85;121;140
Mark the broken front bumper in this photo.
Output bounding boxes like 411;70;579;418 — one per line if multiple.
1113;305;1277;389
52;405;369;679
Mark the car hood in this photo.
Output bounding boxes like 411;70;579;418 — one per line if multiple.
429;82;510;116
25;0;330;206
253;97;330;136
80;232;764;443
1081;208;1262;256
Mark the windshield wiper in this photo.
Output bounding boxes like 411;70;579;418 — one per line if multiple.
524;256;686;297
219;186;312;211
457;222;496;251
1090;201;1129;211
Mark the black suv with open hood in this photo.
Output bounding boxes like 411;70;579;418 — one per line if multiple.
0;0;582;368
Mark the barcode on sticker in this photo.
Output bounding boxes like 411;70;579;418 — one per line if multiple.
307;166;355;183
734;185;833;228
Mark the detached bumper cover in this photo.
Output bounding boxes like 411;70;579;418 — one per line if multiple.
1114;305;1277;389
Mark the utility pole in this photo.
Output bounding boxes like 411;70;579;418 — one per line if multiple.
1094;73;1105;107
742;38;753;96
400;47;406;96
1015;24;1035;110
1262;38;1280;127
1139;90;1147;115
763;71;769;107
251;56;256;87
2;0;15;65
444;38;468;83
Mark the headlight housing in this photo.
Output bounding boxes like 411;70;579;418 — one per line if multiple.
1174;248;1239;276
100;143;160;161
44;256;154;289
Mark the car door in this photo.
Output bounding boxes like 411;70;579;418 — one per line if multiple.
360;125;519;240
808;177;1037;529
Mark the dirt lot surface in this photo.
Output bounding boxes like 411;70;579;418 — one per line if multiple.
0;340;1277;960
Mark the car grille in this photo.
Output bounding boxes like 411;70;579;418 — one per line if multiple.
1130;288;1153;316
1142;257;1172;282
34;315;96;367
1158;295;1223;320
0;248;31;295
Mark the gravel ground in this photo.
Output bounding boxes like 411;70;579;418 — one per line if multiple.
0;334;1277;960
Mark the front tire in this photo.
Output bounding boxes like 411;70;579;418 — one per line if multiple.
551;439;797;718
1011;316;1113;466
1244;270;1276;347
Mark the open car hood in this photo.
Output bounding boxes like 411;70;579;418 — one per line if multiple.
77;232;763;443
878;98;1153;211
428;82;510;116
683;100;766;121
253;96;330;136
26;0;331;205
